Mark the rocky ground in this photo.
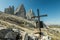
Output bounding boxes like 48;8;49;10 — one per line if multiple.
0;13;59;40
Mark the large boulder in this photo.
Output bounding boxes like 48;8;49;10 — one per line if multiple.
0;28;21;40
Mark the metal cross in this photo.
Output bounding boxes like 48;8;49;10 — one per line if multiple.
31;9;47;39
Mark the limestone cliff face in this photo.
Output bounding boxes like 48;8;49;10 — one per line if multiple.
4;6;14;14
26;9;35;21
14;4;26;18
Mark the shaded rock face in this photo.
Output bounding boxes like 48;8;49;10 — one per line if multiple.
26;9;35;21
4;6;14;14
0;29;20;40
0;29;13;38
15;4;26;18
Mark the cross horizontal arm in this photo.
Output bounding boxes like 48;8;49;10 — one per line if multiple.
31;14;47;18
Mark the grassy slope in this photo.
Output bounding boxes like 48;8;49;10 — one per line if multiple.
46;28;60;40
0;13;60;40
0;13;38;34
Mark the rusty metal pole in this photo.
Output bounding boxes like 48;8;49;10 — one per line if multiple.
37;9;41;39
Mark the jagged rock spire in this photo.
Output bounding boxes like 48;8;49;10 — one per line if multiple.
14;4;26;18
26;9;35;21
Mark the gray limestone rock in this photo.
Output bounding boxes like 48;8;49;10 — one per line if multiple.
0;29;21;40
4;6;14;14
26;9;35;21
22;32;28;40
14;4;26;18
28;35;38;40
5;31;19;40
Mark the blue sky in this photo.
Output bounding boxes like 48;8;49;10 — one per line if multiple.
0;0;60;25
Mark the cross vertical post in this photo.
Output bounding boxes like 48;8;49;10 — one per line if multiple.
37;9;40;30
37;9;41;39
